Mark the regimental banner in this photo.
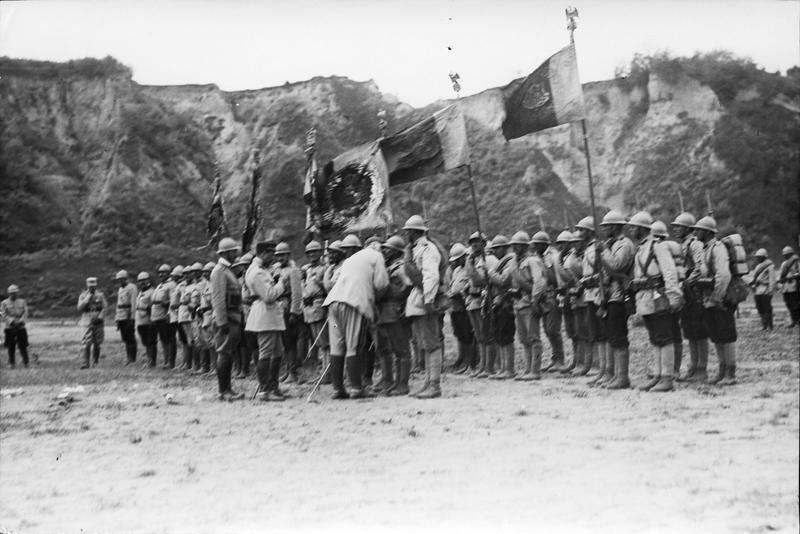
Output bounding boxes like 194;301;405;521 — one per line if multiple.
381;104;470;186
319;140;392;232
501;44;586;140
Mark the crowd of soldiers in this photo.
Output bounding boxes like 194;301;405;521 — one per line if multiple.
2;211;800;403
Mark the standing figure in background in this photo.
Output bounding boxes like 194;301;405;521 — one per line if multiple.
77;277;107;369
178;264;201;371
210;237;245;401
750;249;776;331
302;241;330;384
114;271;138;365
193;262;216;374
778;246;800;327
464;232;495;378
553;232;580;374
575;216;606;382
135;272;158;368
232;254;254;378
151;264;175;369
446;242;474;374
168;266;184;369
274;242;304;384
534;231;565;374
1;284;29;368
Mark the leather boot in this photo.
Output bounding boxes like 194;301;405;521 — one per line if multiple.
587;344;605;386
599;344;615;387
126;343;137;364
390;358;411;396
719;344;737;386
638;373;661;391
673;341;683;377
373;350;394;394
330;355;348;399
706;344;727;385
516;345;534;381
470;344;485;378
692;339;709;382
531;345;542;380
492;345;515;380
269;357;287;398
411;352;431;397
148;345;158;368
320;349;331;385
607;348;631;389
477;345;496;378
575;341;592;376
80;345;91;369
558;340;578;374
680;340;698;381
650;375;674;392
417;349;442;399
346;355;370;398
650;345;675;392
92;344;101;365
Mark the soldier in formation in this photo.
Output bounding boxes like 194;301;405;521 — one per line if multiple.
779;246;800;327
2;284;29;368
750;249;776;331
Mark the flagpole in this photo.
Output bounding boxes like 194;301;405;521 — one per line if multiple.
567;6;606;310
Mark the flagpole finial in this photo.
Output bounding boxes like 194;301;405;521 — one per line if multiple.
377;109;388;138
566;6;579;43
448;72;461;98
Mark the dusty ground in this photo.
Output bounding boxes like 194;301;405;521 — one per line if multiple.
1;308;798;534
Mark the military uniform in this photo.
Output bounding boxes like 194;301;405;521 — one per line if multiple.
115;281;138;364
77;286;107;368
701;237;738;384
135;284;158;366
376;255;413;395
553;245;580;373
564;247;591;374
679;233;710;380
779;252;800;326
1;295;29;367
151;278;176;368
177;278;197;369
275;260;303;381
598;234;636;387
192;275;214;372
512;250;542;380
579;240;607;379
171;279;188;368
663;238;686;374
751;257;775;330
302;261;329;363
464;252;498;377
540;247;565;372
210;257;243;396
447;262;474;372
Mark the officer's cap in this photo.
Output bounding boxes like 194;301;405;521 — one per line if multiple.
217;237;241;254
115;270;128;280
86;277;98;287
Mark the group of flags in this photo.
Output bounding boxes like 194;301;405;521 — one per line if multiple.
298;44;587;235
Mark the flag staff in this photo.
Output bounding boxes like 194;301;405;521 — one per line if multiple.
567;6;606;308
449;72;485;238
678;189;685;212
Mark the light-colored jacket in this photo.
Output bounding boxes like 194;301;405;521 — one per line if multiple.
600;235;635;302
779;254;800;293
150;280;174;321
169;280;183;323
751;259;776;296
1;298;28;328
581;241;604;305
245;257;286;332
682;234;708;287
324;248;389;321
464;253;498;311
302;262;327;323
135;287;153;327
702;239;731;308
405;236;442;317
77;290;107;327
275;260;303;315
448;264;470;312
115;283;137;321
178;281;196;322
210;258;243;327
633;237;682;316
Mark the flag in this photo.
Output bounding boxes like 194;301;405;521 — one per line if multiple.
206;176;226;239
303;151;319;231
319;140;392;232
241;162;261;252
381;104;470;186
501;44;586;140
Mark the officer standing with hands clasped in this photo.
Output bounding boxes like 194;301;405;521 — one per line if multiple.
115;270;138;365
77;277;107;369
210;237;245;401
2;284;30;368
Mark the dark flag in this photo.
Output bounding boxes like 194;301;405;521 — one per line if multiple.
241;153;261;252
380;104;470;187
206;174;226;240
501;44;586;140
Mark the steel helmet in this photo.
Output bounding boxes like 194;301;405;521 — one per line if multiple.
485;240;494;250
569;232;583;243
489;235;509;248
402;214;428;232
468;231;487;243
671;212;696;228
7;284;19;294
233;253;253;267
115;270;128;280
556;230;573;243
275;242;291;255
601;209;627;226
341;234;362;249
382;235;406;252
328;240;344;253
183;263;197;273
754;248;768;258
190;262;204;272
531;231;551;244
202;262;215;272
157;263;171;273
86;277;98;287
217;237;241;254
782;246;795;256
650;221;668;238
692;216;717;233
364;236;383;248
305;240;322;253
170;265;184;276
136;272;150;282
509;231;531;245
574;216;595;232
627;211;654;229
449;243;467;261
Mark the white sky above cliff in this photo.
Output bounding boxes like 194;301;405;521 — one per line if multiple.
0;0;797;107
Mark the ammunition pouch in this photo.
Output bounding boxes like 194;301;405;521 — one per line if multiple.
630;276;664;293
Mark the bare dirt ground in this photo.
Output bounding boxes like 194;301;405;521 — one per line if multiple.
1;308;798;534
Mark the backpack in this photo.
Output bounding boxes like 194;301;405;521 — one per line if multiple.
716;234;749;306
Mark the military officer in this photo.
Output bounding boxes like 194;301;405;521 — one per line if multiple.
232;253;255;378
323;237;389;399
114;271;138;365
574;216;605;380
485;235;517;380
302;241;330;383
629;212;682;392
77;277;107;369
509;231;539;380
210;237;245;401
402;215;445;397
246;240;287;402
446;242;474;374
671;212;710;381
778;246;799;327
750;249;776;331
135;272;158;367
1;285;29;368
376;235;413;395
693;216;738;386
273;242;304;383
151;264;175;369
464;232;496;378
597;210;636;389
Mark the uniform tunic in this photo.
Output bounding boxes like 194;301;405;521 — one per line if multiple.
115;283;138;321
464;253;498;345
701;238;736;343
779;253;800;325
579;242;606;342
1;297;29;351
633;237;682;347
680;234;709;340
377;258;412;362
448;264;473;343
487;251;517;346
77;289;107;348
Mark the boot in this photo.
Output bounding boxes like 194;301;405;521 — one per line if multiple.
679;340;698;381
92;344;101;365
319;349;331;385
269;357;288;398
650;346;675;392
125;343;137;365
492;345;515;380
19;346;29;367
477;345;496;378
638;374;661;391
372;351;394;394
650;375;674;392
470;344;486;378
719;344;737;386
599;344;615;387
516;346;534;381
417;349;442;399
692;339;709;382
411;352;431;397
673;341;683;377
587;344;605;386
575;341;592;376
147;345;157;368
558;340;578;374
706;345;726;385
531;345;542;380
449;341;465;373
330;355;348;399
390;358;411;396
606;348;631;389
202;348;211;373
346;355;370;398
80;345;91;369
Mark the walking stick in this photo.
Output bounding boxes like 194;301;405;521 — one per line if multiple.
306;362;332;403
302;317;329;363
